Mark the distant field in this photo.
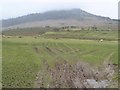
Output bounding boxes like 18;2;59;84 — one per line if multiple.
2;27;54;36
3;28;118;41
2;36;118;88
42;30;118;41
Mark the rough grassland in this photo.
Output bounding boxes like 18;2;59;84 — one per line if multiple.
42;30;118;41
2;37;118;88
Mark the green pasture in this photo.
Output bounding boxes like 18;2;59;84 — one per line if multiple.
42;30;118;41
2;36;118;88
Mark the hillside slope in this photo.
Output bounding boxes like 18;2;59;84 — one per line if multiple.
2;9;117;29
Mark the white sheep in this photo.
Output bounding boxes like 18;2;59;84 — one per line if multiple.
100;39;103;42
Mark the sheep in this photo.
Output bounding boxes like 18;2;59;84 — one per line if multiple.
100;39;103;42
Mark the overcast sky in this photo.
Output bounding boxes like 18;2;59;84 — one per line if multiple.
0;0;119;19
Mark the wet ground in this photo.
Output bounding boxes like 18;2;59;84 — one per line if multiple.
34;60;117;88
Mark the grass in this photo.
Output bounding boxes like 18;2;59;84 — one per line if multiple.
42;30;118;41
2;41;42;88
2;29;118;88
3;27;54;36
2;35;118;88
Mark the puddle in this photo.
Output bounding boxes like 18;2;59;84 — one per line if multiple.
84;79;109;88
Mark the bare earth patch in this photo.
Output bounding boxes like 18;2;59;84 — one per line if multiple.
34;60;117;88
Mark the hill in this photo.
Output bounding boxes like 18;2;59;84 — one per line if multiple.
2;9;117;29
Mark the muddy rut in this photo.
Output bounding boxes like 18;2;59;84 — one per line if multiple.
34;59;117;88
32;46;117;88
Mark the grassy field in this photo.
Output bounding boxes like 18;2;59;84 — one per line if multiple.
3;28;118;41
2;27;54;36
42;30;118;41
2;33;118;88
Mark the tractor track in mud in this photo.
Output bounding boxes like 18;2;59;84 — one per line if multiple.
32;44;118;88
34;59;118;88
